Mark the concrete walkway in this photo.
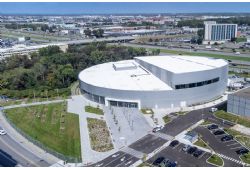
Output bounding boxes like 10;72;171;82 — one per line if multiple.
67;95;117;166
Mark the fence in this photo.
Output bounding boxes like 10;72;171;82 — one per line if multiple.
3;112;82;163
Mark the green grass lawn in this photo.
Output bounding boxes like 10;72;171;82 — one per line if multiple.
158;49;250;62
241;153;250;165
176;111;188;115
224;128;250;148
85;106;104;115
214;110;250;128
141;108;154;114
138;162;153;167
87;118;113;152
4;102;81;160
163;115;171;124
194;137;210;149
200;120;212;126
207;154;224;166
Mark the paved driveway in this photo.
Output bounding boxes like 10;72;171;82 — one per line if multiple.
129;134;168;154
194;126;243;167
147;143;213;167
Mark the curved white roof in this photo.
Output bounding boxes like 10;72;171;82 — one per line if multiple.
79;55;228;91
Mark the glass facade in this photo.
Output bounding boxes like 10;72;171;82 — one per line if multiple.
82;89;138;108
109;100;138;108
211;24;236;41
175;77;219;90
82;89;105;104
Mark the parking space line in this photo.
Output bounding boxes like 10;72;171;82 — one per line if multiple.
227;142;240;146
198;152;206;159
230;146;242;150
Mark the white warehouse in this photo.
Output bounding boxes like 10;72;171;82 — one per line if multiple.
79;55;228;109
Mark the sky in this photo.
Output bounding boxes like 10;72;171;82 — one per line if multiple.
0;2;250;15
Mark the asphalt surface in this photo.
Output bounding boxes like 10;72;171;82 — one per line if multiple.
147;143;213;167
160;102;232;137
129;134;168;154
91;151;139;167
0;124;50;167
194;126;243;167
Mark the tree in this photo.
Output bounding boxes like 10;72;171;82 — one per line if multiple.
92;29;104;38
84;28;92;37
41;24;49;32
151;49;160;55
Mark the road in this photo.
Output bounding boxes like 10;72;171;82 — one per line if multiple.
91;151;139;167
0;125;50;167
120;43;250;64
123;43;250;58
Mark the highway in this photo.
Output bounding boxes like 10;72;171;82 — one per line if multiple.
119;43;250;65
0;36;135;59
121;42;250;58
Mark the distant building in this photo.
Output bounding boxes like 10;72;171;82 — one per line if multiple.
203;21;237;44
227;87;250;118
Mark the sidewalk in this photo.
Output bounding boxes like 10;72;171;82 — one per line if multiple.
67;95;117;165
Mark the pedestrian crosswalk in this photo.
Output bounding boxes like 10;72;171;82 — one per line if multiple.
151;132;174;141
121;147;144;159
217;153;247;166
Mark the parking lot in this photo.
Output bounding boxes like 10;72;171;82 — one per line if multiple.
129;134;168;154
91;151;139;167
194;126;245;167
147;143;213;167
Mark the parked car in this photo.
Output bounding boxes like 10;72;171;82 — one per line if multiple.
159;159;177;167
152;125;163;133
153;157;165;166
182;144;191;152
209;107;218;113
0;129;6;135
169;140;179;147
207;124;218;130
213;130;225;135
193;149;204;158
236;148;249;155
187;146;197;154
221;135;233;142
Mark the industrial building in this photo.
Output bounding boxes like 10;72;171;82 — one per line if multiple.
203;21;237;44
79;55;228;109
227;87;250;118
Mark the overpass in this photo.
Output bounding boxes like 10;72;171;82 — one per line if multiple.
0;36;135;59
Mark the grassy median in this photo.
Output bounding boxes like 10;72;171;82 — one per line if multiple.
4;102;81;159
207;154;224;166
85;105;104;115
214;110;250;128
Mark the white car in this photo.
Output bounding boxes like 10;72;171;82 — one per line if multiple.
152;125;163;133
0;129;7;135
209;107;218;113
235;52;241;55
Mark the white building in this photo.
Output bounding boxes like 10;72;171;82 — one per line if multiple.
79;55;228;109
204;21;237;44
